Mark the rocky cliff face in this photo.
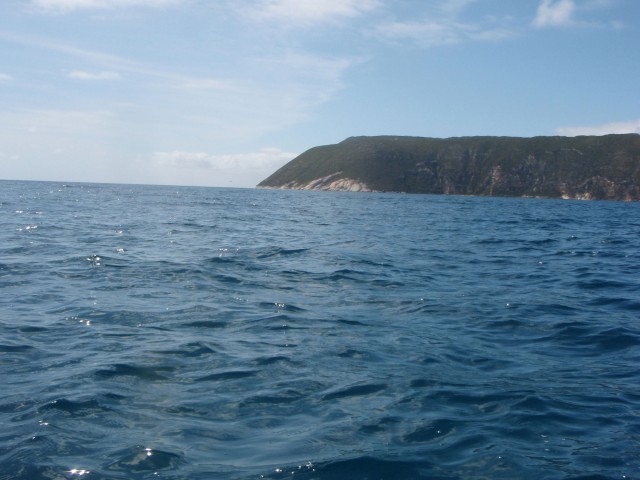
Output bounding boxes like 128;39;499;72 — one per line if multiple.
257;135;640;201
260;172;375;192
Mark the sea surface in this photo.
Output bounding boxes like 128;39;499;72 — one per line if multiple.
1;180;639;480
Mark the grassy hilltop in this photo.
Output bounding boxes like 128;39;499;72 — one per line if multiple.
257;134;640;201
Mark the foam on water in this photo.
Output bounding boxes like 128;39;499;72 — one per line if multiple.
1;180;639;479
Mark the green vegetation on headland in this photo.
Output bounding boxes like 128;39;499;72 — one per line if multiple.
257;134;640;201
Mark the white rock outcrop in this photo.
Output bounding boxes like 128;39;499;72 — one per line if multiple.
267;172;375;192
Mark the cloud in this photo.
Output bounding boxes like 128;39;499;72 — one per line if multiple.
68;70;121;80
378;20;514;47
1;31;235;88
149;148;297;186
373;0;517;48
249;0;380;24
0;30;147;73
152;148;296;170
254;52;356;105
0;105;297;186
0;30;356;147
376;3;516;48
30;0;181;13
555;119;640;136
0;108;121;182
533;0;576;28
0;73;12;83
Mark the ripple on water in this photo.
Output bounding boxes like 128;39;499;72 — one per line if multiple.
195;370;260;382
2;183;640;480
321;383;387;401
94;363;174;381
106;446;182;474
39;398;110;416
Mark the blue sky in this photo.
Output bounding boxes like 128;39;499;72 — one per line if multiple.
1;0;638;187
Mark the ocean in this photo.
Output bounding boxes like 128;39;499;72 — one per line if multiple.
1;180;639;480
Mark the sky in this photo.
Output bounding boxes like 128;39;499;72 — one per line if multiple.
0;0;639;187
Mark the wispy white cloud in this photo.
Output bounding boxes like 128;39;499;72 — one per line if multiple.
149;148;296;186
378;20;514;47
254;52;356;105
555;119;640;136
30;0;181;13
533;0;576;28
533;0;625;29
249;0;380;25
68;70;121;80
0;29;356;148
152;148;296;171
376;1;516;48
0;31;234;89
1;30;146;72
0;73;12;83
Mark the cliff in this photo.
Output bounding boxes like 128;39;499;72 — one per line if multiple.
257;134;640;201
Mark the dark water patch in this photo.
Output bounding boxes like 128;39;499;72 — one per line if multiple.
254;355;292;365
417;354;442;365
442;351;510;371
336;318;366;326
420;390;513;414
101;392;129;402
474;237;509;245
156;341;217;357
184;320;228;329
566;476;618;480
277;456;438;480
0;344;34;353
241;390;304;405
255;246;309;258
409;378;441;388
542;323;640;351
589;296;640;310
576;279;629;290
539;321;593;344
325;268;367;281
195;370;260;382
0;463;66;480
485;318;527;329
322;383;386;401
205;255;241;265
371;278;405;287
336;348;367;359
526;238;558;245
38;397;94;413
211;273;244;284
537;302;580;316
583;327;640;351
94;363;173;381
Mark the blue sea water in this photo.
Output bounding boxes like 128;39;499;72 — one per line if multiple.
1;179;639;480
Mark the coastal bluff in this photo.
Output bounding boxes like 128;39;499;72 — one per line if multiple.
257;134;640;201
